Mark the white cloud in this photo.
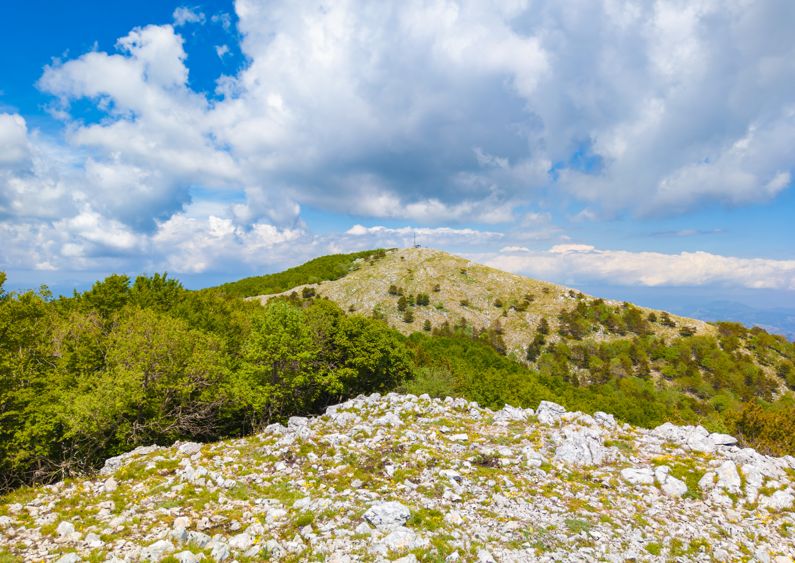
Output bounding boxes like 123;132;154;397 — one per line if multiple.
0;113;30;168
173;7;205;27
346;225;503;240
1;1;794;281
488;246;795;291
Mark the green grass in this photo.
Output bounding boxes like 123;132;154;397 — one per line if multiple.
564;518;591;534
645;542;663;555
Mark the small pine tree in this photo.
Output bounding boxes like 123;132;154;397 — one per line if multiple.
660;312;676;327
388;284;399;296
403;309;414;323
432;284;441;292
423;319;432;331
538;317;550;335
397;295;407;312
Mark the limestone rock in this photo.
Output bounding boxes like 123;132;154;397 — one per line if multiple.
621;467;655;486
536;400;566;424
363;501;411;530
554;427;607;466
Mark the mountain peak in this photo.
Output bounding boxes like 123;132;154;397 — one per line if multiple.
250;247;713;358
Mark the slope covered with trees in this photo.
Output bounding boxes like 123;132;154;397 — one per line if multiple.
1;249;794;494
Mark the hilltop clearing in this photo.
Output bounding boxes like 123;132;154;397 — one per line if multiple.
2;393;794;561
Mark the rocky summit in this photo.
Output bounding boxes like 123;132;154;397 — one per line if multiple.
1;394;794;562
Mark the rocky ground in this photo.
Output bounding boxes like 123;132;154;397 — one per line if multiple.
1;393;794;562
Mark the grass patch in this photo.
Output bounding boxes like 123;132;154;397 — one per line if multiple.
564;518;591;534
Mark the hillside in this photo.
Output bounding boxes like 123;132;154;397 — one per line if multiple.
2;393;794;561
249;248;714;359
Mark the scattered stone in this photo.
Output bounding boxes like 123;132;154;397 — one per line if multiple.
363;501;411;530
655;466;688;498
621;467;655;486
554;427;607;466
142;539;174;561
56;521;75;538
710;433;738;446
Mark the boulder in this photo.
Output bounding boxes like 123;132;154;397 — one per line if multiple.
554;428;607;466
716;460;742;493
621;467;655;486
228;532;254;551
363;501;411;530
654;466;688;497
381;526;420;551
536;401;566;424
709;433;738;447
142;540;175;561
56;521;75;538
594;411;617;429
176;442;203;456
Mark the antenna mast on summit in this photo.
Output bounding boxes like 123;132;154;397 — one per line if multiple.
413;231;421;248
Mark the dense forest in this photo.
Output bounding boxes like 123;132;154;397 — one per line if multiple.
1;251;794;493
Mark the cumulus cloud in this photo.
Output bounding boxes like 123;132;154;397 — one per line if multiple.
487;246;795;291
1;0;794;282
173;7;205;27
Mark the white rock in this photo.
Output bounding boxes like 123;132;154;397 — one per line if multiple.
449;433;468;442
477;549;497;562
363;501;411;530
536;401;566;424
655;466;688;497
56;521;76;538
56;554;81;563
621;467;655;486
698;471;717;491
174;551;202;563
554;428;607;466
743;463;764;503
142;539;175;561
393;556;418;563
444;510;464;525
374;412;403;427
716;460;742;493
760;489;794;511
187;531;211;548
229;532;254;551
177;442;203;455
211;541;231;561
102;477;118;493
381;526;419;551
85;532;104;548
522;446;546;468
594;411;617;428
709;432;738;446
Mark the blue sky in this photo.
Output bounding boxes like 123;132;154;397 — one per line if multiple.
1;0;794;328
